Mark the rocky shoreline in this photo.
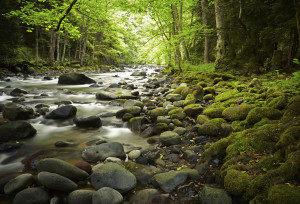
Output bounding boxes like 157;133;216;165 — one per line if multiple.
0;67;300;204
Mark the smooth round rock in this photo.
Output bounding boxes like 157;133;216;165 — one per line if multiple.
4;173;33;194
2;102;34;121
0;121;37;143
38;172;77;192
92;187;123;204
91;162;136;193
58;73;96;85
45;105;77;120
37;158;89;182
13;187;50;204
160;131;181;146
67;190;95;204
151;171;188;193
128;150;141;160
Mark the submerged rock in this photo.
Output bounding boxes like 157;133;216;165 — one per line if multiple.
58;73;96;85
96;91;118;100
91;162;136;193
10;88;28;96
82;142;126;162
45;105;77;120
131;71;147;76
0;121;36;143
73;116;102;128
3;102;34;121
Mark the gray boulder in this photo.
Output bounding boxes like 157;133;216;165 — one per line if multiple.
3;102;34;121
96;91;118;100
151;171;188;193
160;131;181;146
199;185;232;204
38;172;77;192
4;173;34;194
58;73;96;85
73;116;102;128
82;142;126;162
13;187;50;204
92;187;123;204
0;121;36;143
124;100;144;108
131;71;147;76
36;158;89;182
91;162;136;193
10;88;28;96
67;190;95;204
130;189;160;204
45;105;77;120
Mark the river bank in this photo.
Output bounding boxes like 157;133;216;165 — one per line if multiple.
0;66;299;204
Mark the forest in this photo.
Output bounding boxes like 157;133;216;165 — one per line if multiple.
0;0;300;204
0;0;299;73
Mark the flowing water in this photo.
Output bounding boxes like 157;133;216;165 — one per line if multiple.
0;66;160;176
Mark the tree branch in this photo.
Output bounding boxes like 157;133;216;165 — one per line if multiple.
55;0;78;32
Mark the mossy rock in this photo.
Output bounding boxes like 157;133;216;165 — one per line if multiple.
191;85;204;100
231;120;249;132
215;89;240;102
204;87;216;95
266;95;287;110
203;107;225;118
197;81;207;88
154;123;169;134
166;94;182;102
149;107;167;121
180;87;192;99
122;113;134;121
268;184;300;204
213;77;223;84
198;118;227;137
222;105;254;121
196;115;209;125
245;107;282;125
183;94;196;106
156;116;171;124
160;131;181;146
276;126;300;149
221;73;235;81
281;95;300;123
184;104;203;116
172;86;186;94
203;94;213;101
172;119;183;126
224;169;251;196
203;137;231;161
168;108;186;120
126;106;142;116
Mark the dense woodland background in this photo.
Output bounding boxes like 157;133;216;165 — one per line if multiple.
0;0;299;73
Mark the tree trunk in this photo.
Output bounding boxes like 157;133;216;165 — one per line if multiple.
92;38;96;66
202;0;209;63
171;4;182;72
50;29;56;67
61;31;67;63
215;0;226;63
80;20;89;67
56;33;60;63
179;1;190;62
294;0;300;42
35;27;39;67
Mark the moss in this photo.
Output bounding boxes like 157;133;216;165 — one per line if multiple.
126;106;142;116
276;126;300;149
214;77;223;84
245;107;282;125
266;95;287;110
203;106;225;118
222;105;254;121
203;137;231;161
191;84;204;99
215;89;240;102
181;87;192;99
198;118;227;137
129;116;145;124
172;119;183;126
253;118;278;128
197;81;207;88
184;104;203;116
224;169;251;196
203;94;213;101
172;86;186;94
268;184;300;204
183;94;196;106
154;123;169;134
168;108;186;120
281;95;300;123
149;107;167;121
231;120;249;132
122;113;134;121
204;87;216;95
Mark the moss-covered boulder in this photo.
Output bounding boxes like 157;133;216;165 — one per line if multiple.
172;86;186;94
181;87;192;99
160;131;181;146
184;104;203;116
203;106;225;118
198;118;228;137
215;89;240;102
166;94;182;102
168;108;186;120
183;94;196;106
224;169;251;196
154;123;169;134
203;94;213;101
204;87;216;95
191;84;204;99
149;108;167;121
222;105;254;121
268;184;300;204
156;116;171;124
266;95;287;110
126;106;142;116
122;113;134;121
203;137;231;161
276;126;300;149
281;95;300;123
245;107;282;125
197;115;209;125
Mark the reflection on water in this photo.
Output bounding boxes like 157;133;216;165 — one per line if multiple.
0;66;159;176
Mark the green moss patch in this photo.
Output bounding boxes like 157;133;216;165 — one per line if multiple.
245;107;282;125
268;184;300;204
224;169;251;196
203;106;225;118
222;105;254;121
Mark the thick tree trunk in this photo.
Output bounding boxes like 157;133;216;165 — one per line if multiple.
171;4;182;72
80;20;89;67
215;0;226;69
35;27;38;67
201;0;209;63
179;1;190;62
294;0;300;42
56;33;60;63
61;31;67;63
49;29;56;66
